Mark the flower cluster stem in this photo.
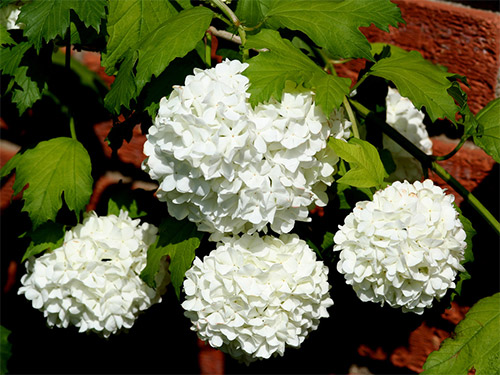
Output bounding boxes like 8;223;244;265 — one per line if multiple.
211;0;246;44
349;98;500;236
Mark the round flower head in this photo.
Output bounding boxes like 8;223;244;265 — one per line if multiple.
143;59;350;238
385;87;432;182
18;211;169;338
333;180;466;314
182;233;333;364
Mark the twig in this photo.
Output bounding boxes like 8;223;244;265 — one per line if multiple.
208;26;241;45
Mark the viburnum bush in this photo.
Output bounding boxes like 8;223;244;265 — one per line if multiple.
1;0;499;374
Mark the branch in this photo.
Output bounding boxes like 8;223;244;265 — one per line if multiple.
208;26;241;45
349;98;500;236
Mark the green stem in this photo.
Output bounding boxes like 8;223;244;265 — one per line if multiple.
211;0;246;44
350;74;368;95
212;13;232;27
432;135;468;161
350;98;500;236
69;117;77;140
343;96;360;138
65;32;76;141
432;162;500;234
205;32;212;67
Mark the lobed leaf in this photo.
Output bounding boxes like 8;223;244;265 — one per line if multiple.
474;98;500;163
245;29;350;114
101;0;177;74
329;137;387;188
423;293;500;375
135;6;213;93
11;137;93;228
265;0;404;61
0;24;14;45
141;217;203;299
103;51;138;113
368;50;458;122
18;0;107;51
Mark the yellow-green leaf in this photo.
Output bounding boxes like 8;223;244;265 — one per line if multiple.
10;137;93;228
423;293;500;375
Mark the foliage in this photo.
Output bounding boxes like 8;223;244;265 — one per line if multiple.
423;293;500;375
140;217;203;299
1;0;499;372
475;98;500;163
0;326;11;375
328;137;387;188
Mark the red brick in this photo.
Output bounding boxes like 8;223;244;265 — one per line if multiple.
337;0;500;113
93;120;147;169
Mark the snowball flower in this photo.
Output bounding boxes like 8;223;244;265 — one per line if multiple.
143;59;350;238
0;3;24;30
385;87;432;182
182;233;333;364
18;211;169;337
333;180;466;314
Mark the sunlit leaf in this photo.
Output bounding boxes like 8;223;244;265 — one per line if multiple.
423;293;500;375
329;137;387;188
141;217;203;299
9;137;93;228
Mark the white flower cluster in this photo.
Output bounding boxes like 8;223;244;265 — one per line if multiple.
333;180;466;314
18;211;169;337
0;2;24;30
385;87;432;182
143;59;350;238
182;233;333;364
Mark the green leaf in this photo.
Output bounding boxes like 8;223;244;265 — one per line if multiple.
0;39;44;115
141;217;203;299
423;293;500;375
10;66;44;114
235;0;272;28
368;50;458;122
447;81;479;140
314;74;352;116
11;137;93;228
0;326;12;375
107;189;147;219
101;0;177;74
451;210;476;300
0;41;31;75
265;0;403;61
140;51;204;118
135;6;213;92
21;221;66;262
370;42;409;59
103;51;138;113
0;24;14;45
474;98;500;163
329;137;387;188
18;0;107;51
245;29;350;114
321;232;335;251
0;151;21;179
